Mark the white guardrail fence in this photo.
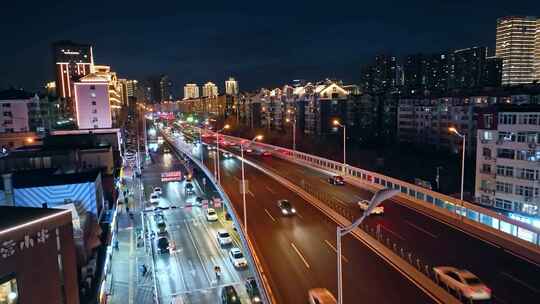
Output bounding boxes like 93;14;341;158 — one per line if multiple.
161;130;274;304
215;133;540;252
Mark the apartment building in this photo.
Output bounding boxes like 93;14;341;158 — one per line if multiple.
475;105;540;216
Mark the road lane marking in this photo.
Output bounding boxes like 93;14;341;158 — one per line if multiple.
504;249;540;268
290;242;310;269
500;271;540;293
324;239;348;263
184;221;213;285
265;186;276;194
405;220;438;239
381;225;405;241
264;209;276;222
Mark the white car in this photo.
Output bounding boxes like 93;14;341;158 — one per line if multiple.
433;267;491;300
206;208;218;221
216;230;232;246
153;187;162;196
357;200;384;215
228;248;248;268
223;152;233;159
149;193;159;204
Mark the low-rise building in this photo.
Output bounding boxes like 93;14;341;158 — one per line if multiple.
0;89;42;134
74;74;112;129
0;206;80;304
475;104;540;216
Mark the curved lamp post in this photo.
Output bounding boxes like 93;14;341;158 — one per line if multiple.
337;188;399;304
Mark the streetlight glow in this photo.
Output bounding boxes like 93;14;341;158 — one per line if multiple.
255;135;263;141
224;124;230;129
333;119;341;126
449;127;457;134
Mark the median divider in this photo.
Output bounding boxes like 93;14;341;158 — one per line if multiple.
161;131;276;304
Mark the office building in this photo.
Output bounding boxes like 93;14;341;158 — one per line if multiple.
0;89;42;134
496;16;539;85
160;75;173;101
73;74;112;129
184;83;200;99
475;104;540;216
0;206;80;304
202;82;219;97
225;77;239;95
52;41;94;99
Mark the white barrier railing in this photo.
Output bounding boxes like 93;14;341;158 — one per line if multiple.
215;133;540;249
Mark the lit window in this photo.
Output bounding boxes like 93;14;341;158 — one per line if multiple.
0;277;18;304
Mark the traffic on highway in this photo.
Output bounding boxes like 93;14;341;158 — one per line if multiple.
159;120;540;304
141;136;262;303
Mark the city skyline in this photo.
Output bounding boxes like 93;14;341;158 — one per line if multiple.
1;1;539;93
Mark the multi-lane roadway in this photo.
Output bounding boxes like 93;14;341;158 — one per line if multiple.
166;130;437;304
141;147;256;303
176;125;540;304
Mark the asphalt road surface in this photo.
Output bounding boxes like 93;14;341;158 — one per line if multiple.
141;149;255;303
189;130;540;304
165;130;436;304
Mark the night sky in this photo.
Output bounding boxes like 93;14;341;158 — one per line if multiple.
1;0;538;94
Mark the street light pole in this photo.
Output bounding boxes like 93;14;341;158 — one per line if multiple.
333;120;347;169
240;135;263;236
449;127;465;202
215;124;230;183
336;188;399;304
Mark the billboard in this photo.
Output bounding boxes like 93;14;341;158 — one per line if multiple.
161;171;182;182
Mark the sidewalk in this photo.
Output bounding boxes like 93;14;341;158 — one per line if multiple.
108;163;155;304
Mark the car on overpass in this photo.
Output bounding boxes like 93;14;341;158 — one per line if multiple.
328;175;345;185
433;266;491;300
358;199;384;215
277;199;296;216
228;248;248;268
223;152;233;159
245;277;262;303
220;285;241;304
308;288;336;304
153;186;162;196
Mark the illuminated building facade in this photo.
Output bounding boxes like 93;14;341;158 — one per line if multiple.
73;74;112;129
52;41;93;99
0;206;80;304
202;82;219;97
0;89;42;134
184;83;200;99
496;16;539;85
225;77;238;95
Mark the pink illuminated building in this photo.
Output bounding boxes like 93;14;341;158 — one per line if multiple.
74;74;112;129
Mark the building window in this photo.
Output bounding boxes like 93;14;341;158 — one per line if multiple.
93;124;99;128
497;148;515;159
496;165;513;177
0;276;19;304
2;104;11;108
92;109;97;114
484;114;493;128
482;131;493;140
3;111;12;117
496;181;513;194
91;101;96;106
92;117;98;122
90;85;95;90
90;92;96;98
482;148;491;158
481;164;491;173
